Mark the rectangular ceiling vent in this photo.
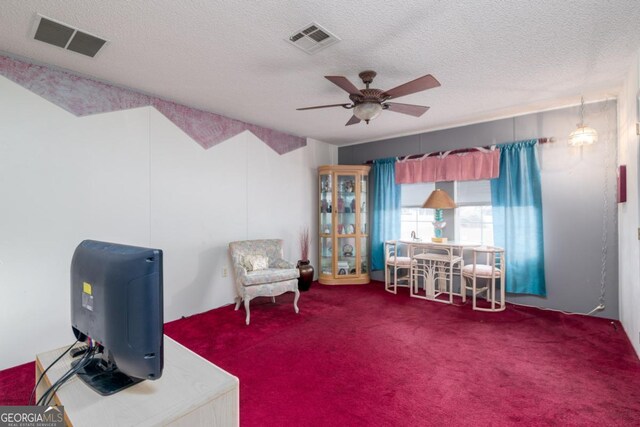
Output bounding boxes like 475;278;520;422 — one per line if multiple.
31;14;108;58
286;22;340;55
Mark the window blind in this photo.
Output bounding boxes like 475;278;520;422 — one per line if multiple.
456;180;492;205
401;182;435;207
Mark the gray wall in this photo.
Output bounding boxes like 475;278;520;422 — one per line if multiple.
340;101;619;319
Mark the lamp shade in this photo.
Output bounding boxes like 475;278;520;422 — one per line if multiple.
422;189;456;209
568;97;598;147
568;125;598;147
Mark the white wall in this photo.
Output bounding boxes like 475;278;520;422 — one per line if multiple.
149;108;334;321
618;51;640;357
0;76;336;369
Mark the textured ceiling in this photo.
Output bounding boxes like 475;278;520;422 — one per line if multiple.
1;0;639;146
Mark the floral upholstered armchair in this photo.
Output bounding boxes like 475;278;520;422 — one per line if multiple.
228;239;300;325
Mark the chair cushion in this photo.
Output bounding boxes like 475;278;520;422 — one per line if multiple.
387;256;414;266
270;258;294;269
462;264;502;277
242;268;300;286
244;254;269;271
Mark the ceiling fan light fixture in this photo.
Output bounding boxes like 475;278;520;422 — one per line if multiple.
353;102;383;123
297;70;439;125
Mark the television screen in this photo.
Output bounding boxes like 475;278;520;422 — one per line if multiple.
70;240;164;395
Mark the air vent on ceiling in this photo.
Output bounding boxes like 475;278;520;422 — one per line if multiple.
31;14;108;58
286;22;340;55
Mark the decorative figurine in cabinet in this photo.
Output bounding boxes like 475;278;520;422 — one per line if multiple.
318;165;370;285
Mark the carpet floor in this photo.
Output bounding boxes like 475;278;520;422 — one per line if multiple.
2;281;640;426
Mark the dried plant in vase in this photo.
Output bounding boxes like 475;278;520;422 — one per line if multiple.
297;227;314;291
299;227;310;261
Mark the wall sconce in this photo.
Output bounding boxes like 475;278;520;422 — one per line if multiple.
568;96;598;147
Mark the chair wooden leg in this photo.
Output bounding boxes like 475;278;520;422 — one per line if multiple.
384;265;390;292
393;266;398;294
447;265;453;304
244;298;251;325
462;277;468;304
472;276;477;310
491;277;496;311
385;265;396;294
271;296;276;303
293;289;300;314
409;265;415;296
234;297;241;311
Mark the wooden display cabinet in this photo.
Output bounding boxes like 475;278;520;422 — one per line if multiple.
318;165;371;285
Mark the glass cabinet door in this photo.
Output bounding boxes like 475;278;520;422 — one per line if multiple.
320;173;332;231
337;237;356;276
319;173;332;275
360;237;368;274
336;174;357;235
360;174;368;235
320;237;332;275
336;174;357;277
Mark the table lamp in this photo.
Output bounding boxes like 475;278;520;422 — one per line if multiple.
422;189;456;243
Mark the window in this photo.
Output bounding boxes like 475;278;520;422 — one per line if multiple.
399;180;494;244
457;205;494;245
400;182;435;240
455;180;494;245
401;208;434;240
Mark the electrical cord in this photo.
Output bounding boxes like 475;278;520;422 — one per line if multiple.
596;98;614;312
38;345;94;407
44;345;98;407
47;344;97;406
37;342;96;406
37;355;79;406
510;301;605;317
29;339;79;406
43;347;96;407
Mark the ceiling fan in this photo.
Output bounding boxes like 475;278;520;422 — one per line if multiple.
297;70;440;126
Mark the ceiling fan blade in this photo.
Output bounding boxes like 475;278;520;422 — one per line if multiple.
345;115;361;126
325;76;363;95
383;74;441;99
297;103;350;111
385;102;430;117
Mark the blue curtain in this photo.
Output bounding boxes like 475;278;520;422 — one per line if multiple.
371;158;401;271
490;140;546;295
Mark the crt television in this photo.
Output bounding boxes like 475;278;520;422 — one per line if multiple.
70;240;164;395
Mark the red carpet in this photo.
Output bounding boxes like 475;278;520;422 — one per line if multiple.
2;281;640;425
0;361;34;406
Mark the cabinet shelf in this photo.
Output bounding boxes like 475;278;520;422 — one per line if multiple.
318;165;371;285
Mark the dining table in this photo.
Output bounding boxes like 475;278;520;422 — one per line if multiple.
399;239;481;303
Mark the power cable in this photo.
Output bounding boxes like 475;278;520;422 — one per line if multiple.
29;339;78;406
37;343;95;406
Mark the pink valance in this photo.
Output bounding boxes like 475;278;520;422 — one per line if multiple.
395;149;500;184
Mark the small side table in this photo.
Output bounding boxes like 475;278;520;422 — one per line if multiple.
36;336;239;426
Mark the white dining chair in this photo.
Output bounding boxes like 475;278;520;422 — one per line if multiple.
384;241;414;294
461;246;506;312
